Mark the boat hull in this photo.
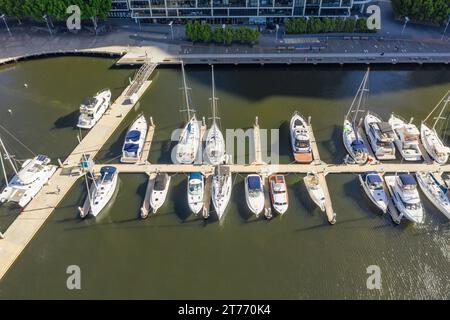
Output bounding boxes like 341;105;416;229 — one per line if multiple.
420;123;449;165
150;176;171;213
303;174;325;212
290;112;313;163
245;175;264;217
175;117;200;164
358;174;388;213
205;123;225;165
121;115;148;164
343;119;368;164
416;172;450;220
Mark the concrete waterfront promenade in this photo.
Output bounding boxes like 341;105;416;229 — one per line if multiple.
0;71;154;280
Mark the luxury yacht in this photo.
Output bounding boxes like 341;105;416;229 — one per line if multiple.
290;111;313;163
388;114;422;161
121;114;148;163
0;154;57;208
77;89;111;129
384;173;424;224
359;171;388;213
245;174;265;217
364;112;396;160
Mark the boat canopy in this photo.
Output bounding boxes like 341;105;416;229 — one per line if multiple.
100;166;117;182
123;143;139;154
126;130;141;142
399;174;416;186
351;140;365;151
247;175;261;190
362;172;382;183
377;122;393;133
154;173;169;191
189;172;202;181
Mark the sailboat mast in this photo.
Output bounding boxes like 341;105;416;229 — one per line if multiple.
353;69;370;140
432;90;450;130
0;136;18;175
211;65;217;125
181;61;192;120
423;89;450;124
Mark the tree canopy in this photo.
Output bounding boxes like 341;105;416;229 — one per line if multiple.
391;0;450;25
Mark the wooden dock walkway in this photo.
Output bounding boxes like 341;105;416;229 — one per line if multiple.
308;123;321;163
317;173;336;224
140;118;156;164
202;174;212;219
252;117;264;165
0;66;156;281
140;173;156;219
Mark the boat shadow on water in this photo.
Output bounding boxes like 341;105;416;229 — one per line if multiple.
52;110;79;130
323;124;347;164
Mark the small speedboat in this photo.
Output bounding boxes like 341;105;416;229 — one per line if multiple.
416;172;450;220
420;123;450;164
384;173;424;224
77;89;111;129
388;114;422;161
150;173;171;213
187;172;204;214
0;154;57;208
120;114;148;163
79;166;119;218
303;172;326;212
290;111;313;163
359;171;388;213
245;174;265;217
364;112;396;160
269;174;288;215
211;165;232;220
343;119;369;164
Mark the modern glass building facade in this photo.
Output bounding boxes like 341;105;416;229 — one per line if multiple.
109;0;371;22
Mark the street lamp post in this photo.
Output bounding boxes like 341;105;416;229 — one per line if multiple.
135;12;141;31
0;14;12;37
442;14;450;41
401;16;409;35
275;24;279;42
352;15;359;33
222;24;226;45
168;21;174;40
43;15;52;36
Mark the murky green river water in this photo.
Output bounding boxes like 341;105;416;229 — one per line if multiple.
0;57;449;299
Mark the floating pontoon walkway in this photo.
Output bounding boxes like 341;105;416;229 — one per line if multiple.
0;63;157;281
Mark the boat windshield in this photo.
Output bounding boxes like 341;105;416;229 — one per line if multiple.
403;201;421;210
295;140;310;148
369;182;383;190
189;182;201;195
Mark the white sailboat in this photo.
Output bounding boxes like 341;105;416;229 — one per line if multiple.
245;174;265;217
359;171;388;213
384;173;424;224
420;90;450;165
150;173;171;213
205;65;225;166
388;114;422;161
343;69;369;164
175;62;200;164
416;171;450;220
120;114;148;163
290;111;313;163
211;165;232;220
77;89;111;129
364;112;396;160
187;172;204;214
303;172;326;212
79;166;119;218
0;132;57;208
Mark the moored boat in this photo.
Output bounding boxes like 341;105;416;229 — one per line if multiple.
77;89;111;129
303;172;325;212
211;165;232;220
120;114;148;163
416;171;450;220
290;111;313;163
359;171;388;213
388;114;422;161
384;173;424;224
79;166;119;218
269;174;288;215
150;173;171;213
364;112;396;160
187;172;204;214
245;174;265;217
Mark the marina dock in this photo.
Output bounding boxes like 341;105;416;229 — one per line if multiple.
0;62;157;281
140;117;156;164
